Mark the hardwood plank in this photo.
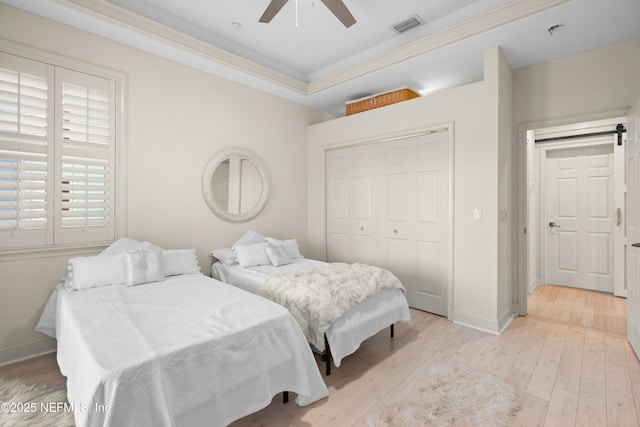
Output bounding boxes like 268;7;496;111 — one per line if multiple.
569;289;586;325
576;376;607;427
605;360;639;426
486;319;533;379
543;387;577;427
624;341;640;421
581;331;605;382
514;320;552;373
615;296;628;336
528;285;626;337
554;327;585;393
526;323;568;401
604;334;629;367
514;393;549;427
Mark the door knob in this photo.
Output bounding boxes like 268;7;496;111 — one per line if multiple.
549;221;561;227
632;243;640;248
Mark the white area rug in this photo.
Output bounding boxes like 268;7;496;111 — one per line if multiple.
0;377;74;427
367;366;520;427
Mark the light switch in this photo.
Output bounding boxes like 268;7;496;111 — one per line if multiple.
473;208;482;221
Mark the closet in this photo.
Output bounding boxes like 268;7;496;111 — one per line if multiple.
326;130;450;316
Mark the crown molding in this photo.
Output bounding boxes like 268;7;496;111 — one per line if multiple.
60;0;307;94
307;0;571;94
55;0;569;97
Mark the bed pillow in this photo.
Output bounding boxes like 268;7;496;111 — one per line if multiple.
265;244;293;267
100;237;143;256
211;248;238;266
65;253;128;291
265;238;303;259
233;229;267;247
125;249;165;286
234;242;270;268
141;240;163;252
163;249;201;276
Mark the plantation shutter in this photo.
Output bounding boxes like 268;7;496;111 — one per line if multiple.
0;52;52;248
55;68;115;244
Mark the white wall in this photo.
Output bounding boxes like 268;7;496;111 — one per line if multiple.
308;47;512;333
0;4;331;364
513;37;640;313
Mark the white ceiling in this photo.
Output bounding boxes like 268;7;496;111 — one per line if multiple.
4;0;640;116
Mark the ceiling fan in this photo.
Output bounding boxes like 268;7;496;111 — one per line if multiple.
259;0;356;28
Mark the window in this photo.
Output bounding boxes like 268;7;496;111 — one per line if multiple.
0;51;118;250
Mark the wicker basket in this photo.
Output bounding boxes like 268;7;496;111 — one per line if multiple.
346;87;420;115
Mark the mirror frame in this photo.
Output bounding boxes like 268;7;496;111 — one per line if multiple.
202;147;269;222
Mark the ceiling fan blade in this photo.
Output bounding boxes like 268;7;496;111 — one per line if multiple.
320;0;356;28
259;0;289;23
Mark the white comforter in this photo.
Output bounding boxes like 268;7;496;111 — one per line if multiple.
262;263;406;352
48;274;328;427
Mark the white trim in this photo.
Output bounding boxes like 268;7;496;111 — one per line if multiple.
3;0;569;95
0;39;128;255
516;111;628;316
0;340;56;366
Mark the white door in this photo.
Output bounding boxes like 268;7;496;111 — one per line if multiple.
326;144;378;264
627;98;640;357
545;143;614;292
379;131;449;316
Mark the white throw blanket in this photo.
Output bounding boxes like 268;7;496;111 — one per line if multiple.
262;262;406;352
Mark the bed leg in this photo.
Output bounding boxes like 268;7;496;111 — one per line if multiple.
283;391;289;404
325;334;331;376
390;324;394;338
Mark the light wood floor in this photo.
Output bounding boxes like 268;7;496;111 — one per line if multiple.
2;308;639;426
528;284;627;336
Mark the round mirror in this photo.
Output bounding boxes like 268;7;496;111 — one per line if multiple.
202;148;269;222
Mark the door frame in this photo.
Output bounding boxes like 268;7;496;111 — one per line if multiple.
516;112;628;316
537;138;617;291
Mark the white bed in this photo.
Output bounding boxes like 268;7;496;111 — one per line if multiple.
37;254;327;427
212;258;411;372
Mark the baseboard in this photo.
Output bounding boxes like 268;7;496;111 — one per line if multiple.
528;277;539;294
496;308;515;333
0;338;56;366
452;311;502;335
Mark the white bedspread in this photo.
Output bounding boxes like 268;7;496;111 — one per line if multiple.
51;274;328;427
212;260;410;367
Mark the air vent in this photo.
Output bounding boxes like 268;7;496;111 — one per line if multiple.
392;15;424;34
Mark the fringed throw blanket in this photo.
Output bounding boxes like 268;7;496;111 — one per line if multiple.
262;262;406;352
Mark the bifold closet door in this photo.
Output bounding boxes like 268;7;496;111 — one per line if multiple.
379;131;449;316
326;144;378;265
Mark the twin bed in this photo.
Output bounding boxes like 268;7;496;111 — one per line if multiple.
36;238;327;427
211;230;411;375
36;232;410;426
213;258;410;374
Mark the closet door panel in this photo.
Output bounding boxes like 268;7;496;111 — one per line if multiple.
328;233;349;262
415;171;440;223
379;140;414;298
383;236;410;287
411;133;449;315
326;144;378;263
415;241;443;297
385;173;409;224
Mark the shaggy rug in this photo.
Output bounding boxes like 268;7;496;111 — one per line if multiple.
367;366;520;427
0;377;74;427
